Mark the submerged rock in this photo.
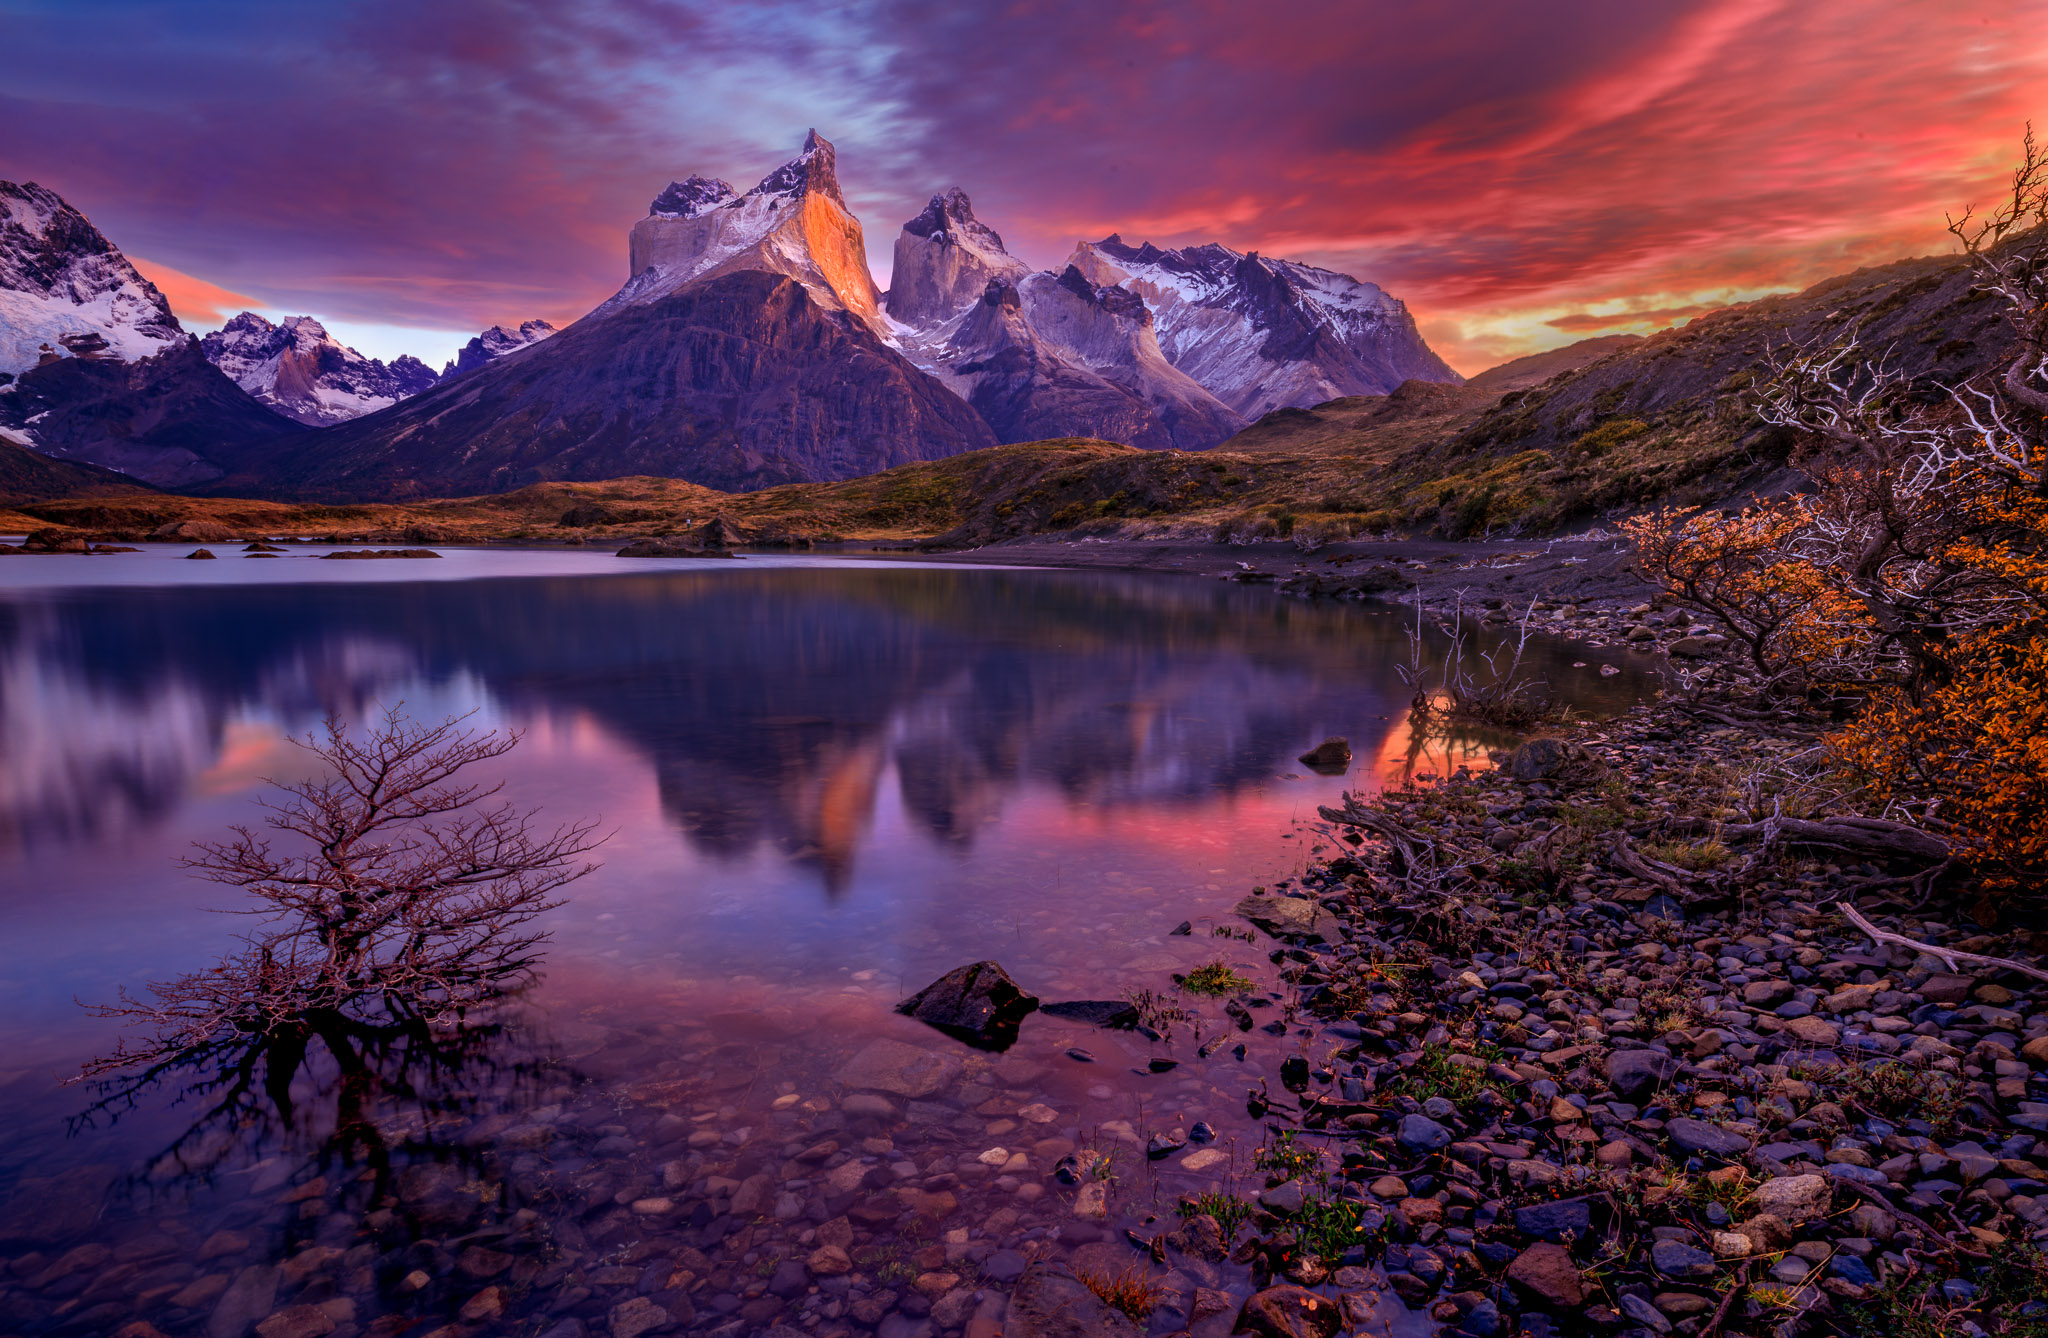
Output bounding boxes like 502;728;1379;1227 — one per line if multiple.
616;537;741;559
897;960;1040;1050
1003;1263;1141;1338
1038;999;1139;1028
833;1037;965;1098
1297;736;1352;773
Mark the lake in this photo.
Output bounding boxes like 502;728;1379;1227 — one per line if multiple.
0;546;1656;1337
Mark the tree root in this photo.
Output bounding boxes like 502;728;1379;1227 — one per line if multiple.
1840;902;2048;984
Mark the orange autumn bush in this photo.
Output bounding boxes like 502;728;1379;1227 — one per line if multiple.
1625;132;2048;908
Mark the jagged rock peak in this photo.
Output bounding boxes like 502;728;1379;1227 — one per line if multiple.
201;309;440;426
1055;265;1149;321
650;176;738;218
903;187;1006;250
751;129;843;207
444;319;557;378
0;179;185;375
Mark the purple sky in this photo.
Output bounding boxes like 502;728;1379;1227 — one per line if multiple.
2;0;2040;372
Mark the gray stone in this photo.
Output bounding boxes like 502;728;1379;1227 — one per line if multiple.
1651;1240;1715;1281
609;1297;672;1338
1234;894;1339;942
1398;1114;1453;1152
833;1038;964;1098
1606;1049;1682;1101
1235;1284;1343;1338
1666;1117;1749;1159
1752;1174;1831;1222
1619;1294;1672;1333
1513;1198;1592;1243
1258;1180;1306;1215
1004;1263;1142;1338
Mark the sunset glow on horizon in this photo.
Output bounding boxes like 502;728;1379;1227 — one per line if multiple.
2;0;2040;374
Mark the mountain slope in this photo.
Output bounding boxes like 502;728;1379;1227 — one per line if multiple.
0;339;304;488
0;180;185;376
222;269;997;499
443;320;556;378
1068;235;1459;417
887;191;1244;450
201;312;438;425
0;435;154;506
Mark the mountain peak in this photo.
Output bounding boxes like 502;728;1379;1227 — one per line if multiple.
1;179;185;376
201;309;439;425
752;128;843;206
650;175;738;218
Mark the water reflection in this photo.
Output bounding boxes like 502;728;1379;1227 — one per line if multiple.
0;567;1653;885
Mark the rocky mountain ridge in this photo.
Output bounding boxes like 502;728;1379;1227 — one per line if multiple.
0;180;184;377
443;320;557;378
1068;234;1461;417
200;312;439;426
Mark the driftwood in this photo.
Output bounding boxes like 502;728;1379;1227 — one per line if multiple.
1607;831;1696;902
1319;798;1431;880
1840;903;2048;984
1683;814;1951;864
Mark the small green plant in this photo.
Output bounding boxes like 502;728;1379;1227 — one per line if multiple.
1838;1242;2048;1338
1802;1061;1966;1135
1254;1129;1320;1180
1078;1266;1166;1321
1292;1188;1382;1263
1641;838;1732;870
1388;1041;1508;1108
1178;1191;1253;1242
1177;960;1256;996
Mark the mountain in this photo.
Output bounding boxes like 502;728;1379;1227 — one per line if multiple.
610;130;884;328
885;188;1029;327
886;190;1245;450
443;319;556;378
0;181;186;377
0;180;304;487
200;312;438;425
0;340;304;489
1067;235;1460;417
0;435;153;507
215;135;997;499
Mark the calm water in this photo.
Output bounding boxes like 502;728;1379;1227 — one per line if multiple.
0;548;1656;1337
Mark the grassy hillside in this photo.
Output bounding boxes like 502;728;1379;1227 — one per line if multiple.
5;246;2014;547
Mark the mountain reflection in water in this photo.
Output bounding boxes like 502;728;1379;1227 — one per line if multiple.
0;567;1652;883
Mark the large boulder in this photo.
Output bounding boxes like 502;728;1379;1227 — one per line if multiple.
896;961;1039;1050
1297;737;1352;773
1234;894;1340;942
1003;1263;1141;1338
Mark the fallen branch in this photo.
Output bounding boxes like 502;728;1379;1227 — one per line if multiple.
1840;903;2048;984
1607;831;1694;902
1703;815;1950;863
1319;798;1432;881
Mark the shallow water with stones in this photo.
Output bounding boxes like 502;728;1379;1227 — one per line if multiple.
0;552;1656;1337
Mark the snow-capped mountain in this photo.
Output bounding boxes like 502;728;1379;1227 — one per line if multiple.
0;180;185;377
1067;236;1461;418
200;312;438;426
242;135;994;498
443;319;557;378
608;129;884;328
885;190;1244;450
886;188;1028;327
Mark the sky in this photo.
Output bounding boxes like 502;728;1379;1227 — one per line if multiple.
1;0;2041;374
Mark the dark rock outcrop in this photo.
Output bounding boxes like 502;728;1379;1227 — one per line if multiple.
1297;736;1352;772
896;960;1039;1050
1003;1264;1142;1338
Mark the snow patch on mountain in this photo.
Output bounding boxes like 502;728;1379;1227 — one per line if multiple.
0;180;185;377
200;312;439;426
443;319;557;378
608;130;883;328
1069;235;1460;418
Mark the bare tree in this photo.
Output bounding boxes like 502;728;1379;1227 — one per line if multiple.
77;709;604;1080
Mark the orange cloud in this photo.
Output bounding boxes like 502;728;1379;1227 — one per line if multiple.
128;256;262;329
